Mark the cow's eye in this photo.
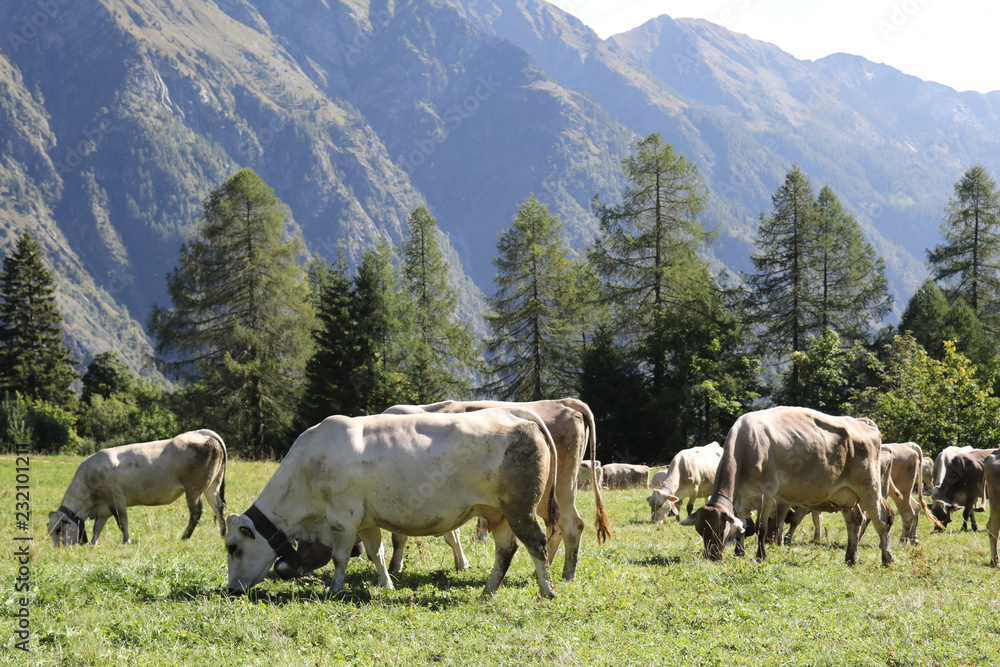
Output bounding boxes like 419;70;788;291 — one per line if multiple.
239;526;255;539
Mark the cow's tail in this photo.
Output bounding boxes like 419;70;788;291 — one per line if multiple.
580;402;611;545
911;443;944;530
199;429;228;532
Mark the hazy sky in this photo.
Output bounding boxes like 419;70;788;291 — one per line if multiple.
553;0;1000;94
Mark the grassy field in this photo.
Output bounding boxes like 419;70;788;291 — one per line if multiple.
3;453;1000;666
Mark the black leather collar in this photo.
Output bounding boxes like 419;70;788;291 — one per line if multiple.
243;504;302;578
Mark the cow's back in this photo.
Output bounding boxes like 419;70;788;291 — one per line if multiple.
273;410;551;537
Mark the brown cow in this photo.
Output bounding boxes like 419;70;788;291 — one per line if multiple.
680;407;894;566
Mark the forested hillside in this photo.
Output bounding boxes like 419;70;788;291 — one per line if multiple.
2;0;1000;377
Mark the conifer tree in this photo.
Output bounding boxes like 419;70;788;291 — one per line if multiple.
148;169;314;458
927;164;1000;331
399;207;477;403
0;231;79;406
297;256;360;429
746;166;817;383
812;185;892;344
589;132;712;394
484;195;575;400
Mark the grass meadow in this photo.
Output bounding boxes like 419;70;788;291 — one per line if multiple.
3;453;1000;666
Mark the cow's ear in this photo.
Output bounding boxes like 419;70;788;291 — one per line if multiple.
728;516;745;534
667;495;679;503
679;511;699;526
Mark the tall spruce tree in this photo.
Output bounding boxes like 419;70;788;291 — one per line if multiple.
484;195;575;400
746;166;817;385
812;185;892;343
0;231;79;406
148;169;314;458
297;256;361;430
927;164;1000;331
399;207;477;403
352;239;415;412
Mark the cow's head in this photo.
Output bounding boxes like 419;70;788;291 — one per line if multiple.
47;509;87;547
680;504;744;560
225;514;280;594
930;500;953;530
646;489;680;524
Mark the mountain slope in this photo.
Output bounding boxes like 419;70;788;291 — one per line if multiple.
3;0;1000;373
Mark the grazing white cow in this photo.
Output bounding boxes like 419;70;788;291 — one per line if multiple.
647;442;722;523
381;398;610;581
681;407;895;566
577;460;602;490
47;430;227;546
983;450;1000;567
225;408;559;598
601;463;650;490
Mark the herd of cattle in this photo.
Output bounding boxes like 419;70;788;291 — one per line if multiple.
45;401;1000;599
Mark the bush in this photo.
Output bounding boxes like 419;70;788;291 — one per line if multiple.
0;392;83;454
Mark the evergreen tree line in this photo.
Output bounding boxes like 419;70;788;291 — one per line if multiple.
4;137;1000;462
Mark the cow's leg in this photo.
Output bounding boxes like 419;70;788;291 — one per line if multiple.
756;496;775;561
327;532;361;596
811;511;823;543
686;497;695;517
842;506;863;565
91;515;109;545
896;495;916;545
505;512;555;599
442;529;469;571
109;505;130;544
966;505;978;532
483;519;519;597
203;471;227;537
181;491;203;540
553;502;585;581
358;526;392;589
388;533;407;573
988;497;1000;568
857;489;894;566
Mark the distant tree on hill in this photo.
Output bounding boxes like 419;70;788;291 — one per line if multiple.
928;164;1000;332
148;169;314;458
0;231;80;407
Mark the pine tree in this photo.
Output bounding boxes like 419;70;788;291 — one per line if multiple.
399;207;478;403
900;279;992;368
812;185;892;344
148;169;314;458
484;195;576;400
928;165;1000;330
746;166;817;384
0;231;80;406
589;132;712;394
297;256;361;430
352;239;415;413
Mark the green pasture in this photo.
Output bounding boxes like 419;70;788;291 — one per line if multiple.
2;454;999;666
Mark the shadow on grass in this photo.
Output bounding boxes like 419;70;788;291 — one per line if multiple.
633;554;681;567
